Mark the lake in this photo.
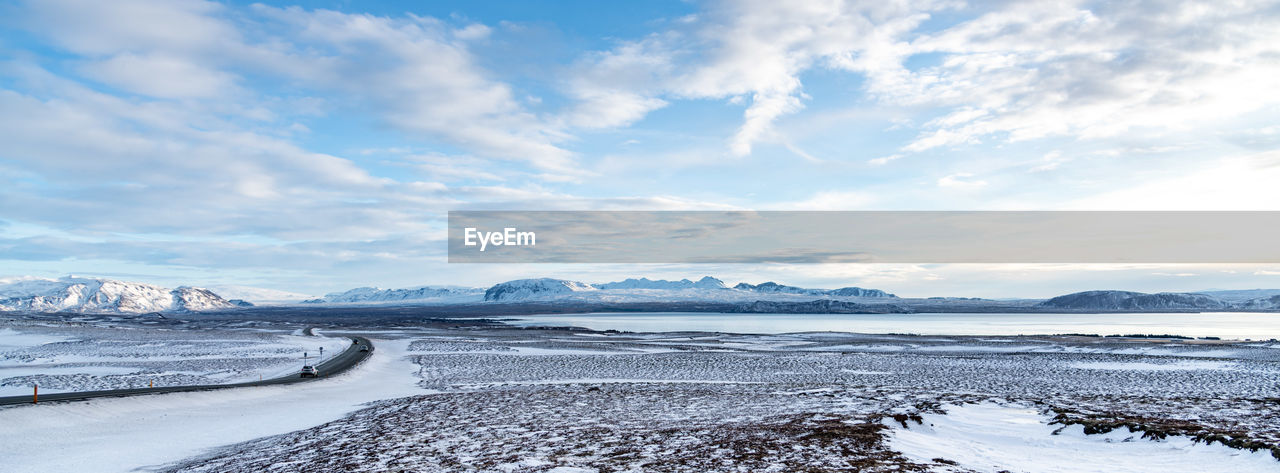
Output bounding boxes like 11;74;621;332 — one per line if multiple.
507;312;1280;340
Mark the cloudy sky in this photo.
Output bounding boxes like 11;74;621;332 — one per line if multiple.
1;0;1279;297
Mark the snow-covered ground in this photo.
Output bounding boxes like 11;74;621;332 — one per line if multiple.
0;336;424;473
0;324;348;396
889;403;1278;473
2;319;1278;472
158;326;1280;472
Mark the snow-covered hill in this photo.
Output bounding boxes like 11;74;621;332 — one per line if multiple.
304;286;484;305
1237;295;1280;310
484;278;597;302
0;276;242;314
1039;291;1228;310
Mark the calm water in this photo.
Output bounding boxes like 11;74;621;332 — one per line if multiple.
508;312;1280;340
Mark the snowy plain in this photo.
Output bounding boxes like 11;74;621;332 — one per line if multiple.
165;324;1280;472
1;316;1278;472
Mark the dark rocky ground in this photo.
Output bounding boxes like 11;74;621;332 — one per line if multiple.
156;324;1280;472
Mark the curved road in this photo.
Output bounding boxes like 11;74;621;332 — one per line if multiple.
0;333;373;406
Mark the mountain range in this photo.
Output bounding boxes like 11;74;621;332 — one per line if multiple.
479;277;897;303
303;286;483;304
2;275;1279;314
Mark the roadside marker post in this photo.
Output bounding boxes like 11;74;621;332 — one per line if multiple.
33;385;37;404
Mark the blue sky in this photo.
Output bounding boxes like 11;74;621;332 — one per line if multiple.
2;0;1280;297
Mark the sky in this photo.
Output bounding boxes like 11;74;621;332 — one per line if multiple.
1;0;1279;298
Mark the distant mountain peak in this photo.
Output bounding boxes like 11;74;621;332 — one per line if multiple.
304;285;482;304
595;276;727;290
733;281;896;298
485;278;596;302
0;276;242;314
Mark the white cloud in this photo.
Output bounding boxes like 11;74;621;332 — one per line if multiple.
1029;150;1067;173
561;40;674;129
20;0;579;174
0;84;423;240
24;0;237;56
81;53;239;99
0;69;739;286
775;190;877;210
731;91;804;155
868;154;904;165
937;172;988;189
254;6;579;173
570;0;1280;164
781;141;824;163
1065;150;1280;210
563;89;668;130
571;0;938;156
888;1;1280;153
453;23;492;41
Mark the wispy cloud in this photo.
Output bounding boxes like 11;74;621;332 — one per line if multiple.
570;0;1280;164
868;154;904;165
937;172;988;189
889;1;1280;154
20;0;580;174
570;0;937;157
1029;151;1068;173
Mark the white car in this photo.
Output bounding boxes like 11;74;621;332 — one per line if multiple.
300;365;318;378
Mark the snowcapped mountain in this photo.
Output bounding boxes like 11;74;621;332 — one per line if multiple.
304;286;484;305
733;282;897;298
825;287;897;298
484;278;597;302
205;285;316;305
482;277;898;304
594;276;728;290
0;276;242;314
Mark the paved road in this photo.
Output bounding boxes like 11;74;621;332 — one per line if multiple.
0;333;373;406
